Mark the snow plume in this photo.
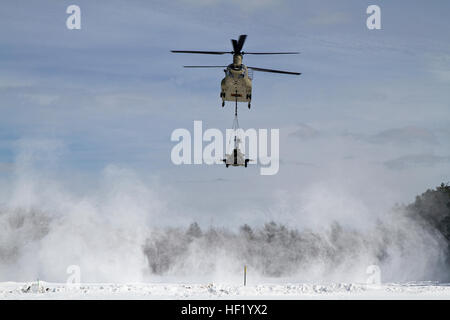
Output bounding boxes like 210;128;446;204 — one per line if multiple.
143;216;448;284
142;183;449;284
0;139;165;282
0;139;448;284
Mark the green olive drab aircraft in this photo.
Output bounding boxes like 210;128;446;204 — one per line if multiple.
172;35;301;109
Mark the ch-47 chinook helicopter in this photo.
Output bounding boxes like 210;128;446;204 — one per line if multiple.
172;35;301;109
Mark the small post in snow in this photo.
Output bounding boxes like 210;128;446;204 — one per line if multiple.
244;265;247;286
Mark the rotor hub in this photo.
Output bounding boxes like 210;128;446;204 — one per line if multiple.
233;54;243;68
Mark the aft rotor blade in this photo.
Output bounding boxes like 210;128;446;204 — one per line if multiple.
243;52;300;55
248;67;301;75
231;34;247;53
171;50;231;55
183;66;227;68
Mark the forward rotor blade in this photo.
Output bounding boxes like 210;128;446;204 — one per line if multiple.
248;66;301;75
231;39;238;53
184;65;227;67
171;50;231;55
243;52;299;55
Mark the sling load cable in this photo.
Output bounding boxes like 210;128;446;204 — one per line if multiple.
228;92;242;151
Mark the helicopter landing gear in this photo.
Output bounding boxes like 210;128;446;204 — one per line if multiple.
222;101;225;107
226;164;229;168
248;102;251;109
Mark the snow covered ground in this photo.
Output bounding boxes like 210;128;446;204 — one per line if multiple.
1;281;450;299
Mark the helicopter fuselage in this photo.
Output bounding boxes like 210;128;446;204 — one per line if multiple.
220;55;252;104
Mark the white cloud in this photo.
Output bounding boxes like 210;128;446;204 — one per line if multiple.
428;54;450;82
179;0;281;10
307;12;350;26
24;94;59;106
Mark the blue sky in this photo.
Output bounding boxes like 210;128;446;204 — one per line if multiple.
1;0;450;227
